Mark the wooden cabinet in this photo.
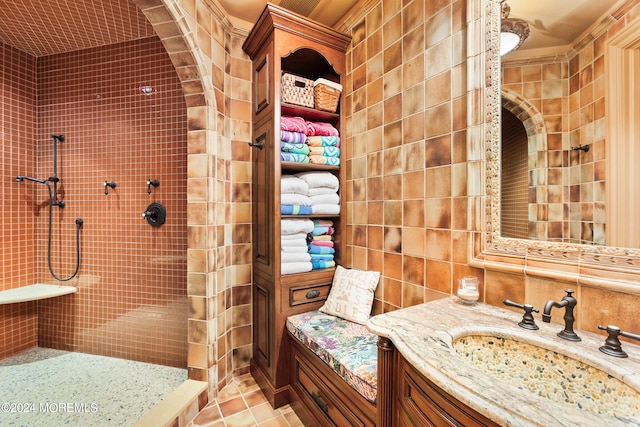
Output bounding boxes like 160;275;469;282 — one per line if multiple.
377;338;500;427
289;335;377;427
242;4;351;408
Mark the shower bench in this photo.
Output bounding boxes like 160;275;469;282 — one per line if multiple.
286;310;378;426
0;284;77;304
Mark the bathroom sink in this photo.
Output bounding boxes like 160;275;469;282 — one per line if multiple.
452;335;640;418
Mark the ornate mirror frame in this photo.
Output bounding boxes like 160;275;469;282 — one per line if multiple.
473;0;640;294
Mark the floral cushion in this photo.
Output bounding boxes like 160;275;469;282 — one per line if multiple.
286;310;377;403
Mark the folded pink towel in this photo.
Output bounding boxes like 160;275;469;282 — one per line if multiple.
281;116;308;134
306;121;339;136
311;240;334;247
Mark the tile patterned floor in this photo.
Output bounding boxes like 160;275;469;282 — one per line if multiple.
189;374;305;427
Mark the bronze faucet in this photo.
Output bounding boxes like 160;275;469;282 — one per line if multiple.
542;289;581;341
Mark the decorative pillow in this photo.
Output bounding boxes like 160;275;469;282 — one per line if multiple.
319;265;380;324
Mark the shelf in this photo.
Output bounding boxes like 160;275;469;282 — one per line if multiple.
0;284;77;305
281;103;339;122
281;162;339;172
281;214;340;219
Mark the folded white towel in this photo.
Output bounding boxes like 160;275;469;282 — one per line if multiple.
310;193;340;205
281;245;309;253
281;262;313;275
311;204;341;215
295;171;339;190
281;232;309;241
281;238;308;248
281;193;312;206
281;175;309;195
281;252;312;263
308;187;339;196
281;219;314;235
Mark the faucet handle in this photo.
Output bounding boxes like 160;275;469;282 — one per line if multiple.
598;325;640;358
503;300;540;330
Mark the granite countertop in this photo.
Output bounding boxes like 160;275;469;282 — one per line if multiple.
367;297;640;427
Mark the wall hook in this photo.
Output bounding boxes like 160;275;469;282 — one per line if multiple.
147;179;160;194
104;181;117;195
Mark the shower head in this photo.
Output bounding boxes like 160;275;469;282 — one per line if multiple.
52;134;65;142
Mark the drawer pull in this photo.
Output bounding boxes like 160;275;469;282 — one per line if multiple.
311;391;329;413
306;290;321;299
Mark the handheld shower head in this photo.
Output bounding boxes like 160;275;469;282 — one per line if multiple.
16;176;24;182
52;134;65;142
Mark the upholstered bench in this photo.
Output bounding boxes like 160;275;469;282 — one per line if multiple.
286;310;378;426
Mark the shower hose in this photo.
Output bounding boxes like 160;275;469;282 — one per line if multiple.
44;181;82;281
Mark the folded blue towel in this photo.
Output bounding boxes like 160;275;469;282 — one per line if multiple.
308;244;335;254
280;152;309;163
311;259;336;269
280;141;310;155
312;226;335;235
310;253;334;261
281;204;312;215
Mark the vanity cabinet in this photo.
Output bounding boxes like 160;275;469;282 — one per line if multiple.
242;4;351;408
379;337;499;427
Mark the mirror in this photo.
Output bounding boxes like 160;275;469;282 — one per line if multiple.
496;0;640;248
483;0;640;267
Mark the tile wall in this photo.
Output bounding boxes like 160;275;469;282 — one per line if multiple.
0;41;39;359
1;36;188;367
340;0;640;343
342;0;480;313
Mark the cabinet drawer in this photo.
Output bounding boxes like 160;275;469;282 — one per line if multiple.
293;354;365;427
288;283;330;308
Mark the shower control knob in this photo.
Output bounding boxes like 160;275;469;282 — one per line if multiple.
142;202;166;227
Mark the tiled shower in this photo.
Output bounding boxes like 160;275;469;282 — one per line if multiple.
0;36;188;367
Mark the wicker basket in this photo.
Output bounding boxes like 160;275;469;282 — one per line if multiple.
281;73;314;108
313;78;342;113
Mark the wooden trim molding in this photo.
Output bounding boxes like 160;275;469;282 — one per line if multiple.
377;336;395;427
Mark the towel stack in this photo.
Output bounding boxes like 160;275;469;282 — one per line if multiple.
280;116;309;163
281;219;314;275
280;116;340;165
306;122;340;166
296;171;340;215
309;219;335;269
280;175;311;215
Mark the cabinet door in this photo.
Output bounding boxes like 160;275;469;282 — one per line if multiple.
252;46;272;118
253;271;273;374
251;119;275;279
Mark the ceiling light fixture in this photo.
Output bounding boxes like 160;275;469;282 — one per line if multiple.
500;1;530;56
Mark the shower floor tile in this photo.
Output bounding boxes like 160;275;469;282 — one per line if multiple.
0;347;186;426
